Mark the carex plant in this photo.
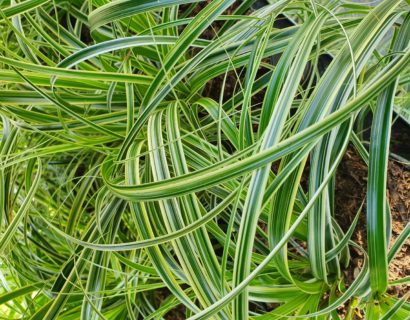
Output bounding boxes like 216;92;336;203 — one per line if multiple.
0;0;409;319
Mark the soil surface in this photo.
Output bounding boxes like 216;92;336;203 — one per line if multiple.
387;160;410;296
335;146;410;298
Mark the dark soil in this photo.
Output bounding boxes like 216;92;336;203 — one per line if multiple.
391;117;410;162
386;160;410;296
335;146;410;298
335;147;368;252
154;288;186;320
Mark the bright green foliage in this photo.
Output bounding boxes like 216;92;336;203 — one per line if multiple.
0;1;409;319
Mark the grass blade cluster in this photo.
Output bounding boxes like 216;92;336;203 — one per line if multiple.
0;1;409;319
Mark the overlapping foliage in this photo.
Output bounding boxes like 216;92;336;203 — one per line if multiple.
0;0;409;319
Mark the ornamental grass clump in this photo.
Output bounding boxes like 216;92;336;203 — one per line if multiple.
0;0;409;319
